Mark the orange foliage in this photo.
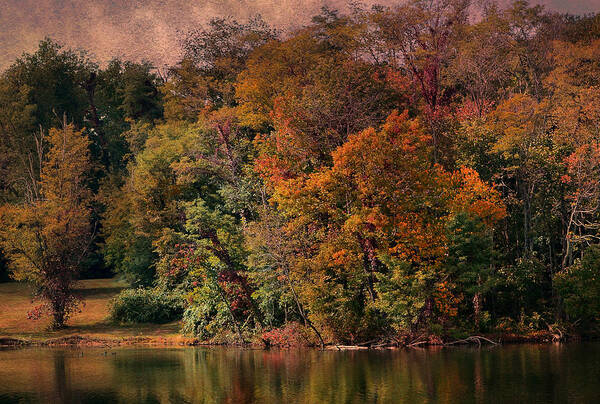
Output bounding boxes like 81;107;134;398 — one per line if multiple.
450;167;507;227
433;281;463;319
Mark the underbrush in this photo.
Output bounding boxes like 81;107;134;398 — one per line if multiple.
259;322;315;348
110;288;184;324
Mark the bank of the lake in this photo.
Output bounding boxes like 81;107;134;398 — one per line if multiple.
0;278;584;349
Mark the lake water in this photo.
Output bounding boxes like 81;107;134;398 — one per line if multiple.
0;343;598;403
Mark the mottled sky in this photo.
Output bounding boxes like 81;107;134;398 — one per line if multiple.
1;0;598;70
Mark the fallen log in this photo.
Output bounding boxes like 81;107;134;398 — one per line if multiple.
328;345;370;351
408;340;430;347
444;336;498;346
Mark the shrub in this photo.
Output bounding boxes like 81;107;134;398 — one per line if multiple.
260;322;313;348
182;304;213;339
181;300;231;340
110;288;184;323
555;245;600;329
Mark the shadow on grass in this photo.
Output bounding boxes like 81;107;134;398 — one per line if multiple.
75;287;124;298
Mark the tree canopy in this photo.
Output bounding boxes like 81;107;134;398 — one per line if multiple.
2;1;600;342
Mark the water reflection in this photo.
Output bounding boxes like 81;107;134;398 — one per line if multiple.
0;344;599;403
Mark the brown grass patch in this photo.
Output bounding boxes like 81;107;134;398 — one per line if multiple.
0;278;183;344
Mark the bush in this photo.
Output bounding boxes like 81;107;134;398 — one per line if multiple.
260;322;313;348
181;301;229;340
110;288;184;324
555;245;600;329
182;304;212;339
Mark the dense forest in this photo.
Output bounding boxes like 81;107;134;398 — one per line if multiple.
1;0;600;346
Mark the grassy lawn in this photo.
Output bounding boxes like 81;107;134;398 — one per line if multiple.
0;278;182;342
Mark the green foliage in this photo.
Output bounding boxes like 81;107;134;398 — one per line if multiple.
181;291;226;339
176;199;261;339
496;252;546;319
93;59;163;170
0;39;93;200
3;38;95;130
446;212;494;291
445;211;496;328
101;121;206;286
555;245;600;329
374;258;429;333
110;288;184;324
118;61;163;122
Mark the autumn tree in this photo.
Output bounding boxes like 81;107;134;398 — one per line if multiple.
450;5;513;118
370;0;470;164
162;16;277;120
269;111;504;340
238;17;402;183
101;121;201;286
545;39;600;268
504;0;555;100
0;123;93;328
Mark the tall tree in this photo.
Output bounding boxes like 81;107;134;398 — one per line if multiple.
0;39;94;199
162;16;277;120
0;123;93;328
371;0;470;163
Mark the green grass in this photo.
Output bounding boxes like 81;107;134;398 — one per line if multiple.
0;278;182;342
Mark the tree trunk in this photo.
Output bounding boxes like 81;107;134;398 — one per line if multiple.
357;234;378;303
205;231;264;327
473;275;482;330
214;279;244;343
473;292;481;330
83;73;108;157
284;269;325;349
51;301;66;329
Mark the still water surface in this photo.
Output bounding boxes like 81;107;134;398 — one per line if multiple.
0;343;599;403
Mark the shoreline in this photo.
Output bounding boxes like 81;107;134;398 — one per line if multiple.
0;335;203;348
0;330;587;349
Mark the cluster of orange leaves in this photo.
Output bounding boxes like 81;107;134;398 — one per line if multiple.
433;281;463;318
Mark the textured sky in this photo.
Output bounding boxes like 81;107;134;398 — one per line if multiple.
1;0;599;70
